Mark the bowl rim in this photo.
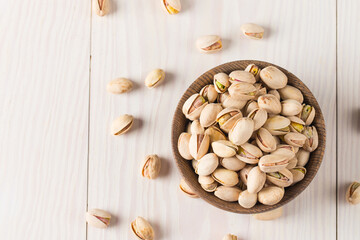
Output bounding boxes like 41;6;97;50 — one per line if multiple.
171;60;326;214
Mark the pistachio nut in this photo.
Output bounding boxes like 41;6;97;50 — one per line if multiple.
247;108;268;130
268;89;281;101
259;154;289;172
190;120;205;134
200;103;223;128
239;165;253;185
196;35;222;53
302;126;319;152
229;70;256;84
222;234;238;240
263;115;291;135
258;186;285;205
241;23;264;40
279;85;304;103
214;186;242;202
131;216;154;240
212;168;239;187
281;99;302;116
258;94;282;114
276;144;298;154
93;0;109;16
201;182;218;192
110;114;134;135
216;108;243;133
191;159;198;171
106;78;132;94
86;209;111;228
272;147;296;160
266;168;293;187
200;84;218;103
254;83;267;99
346;182;360;205
212;140;238;158
247;166;266;194
198;175;215;185
298;104;316;125
284;132;307;147
228;82;257;101
145;68;165;88
179;178;199;198
245;63;261;81
220;157;246;171
141;154;161;179
213;73;230;93
204;126;226;143
244;100;259;116
290;167;306;184
218;92;247;109
256;128;277;152
260;66;288;89
236;143;263;164
189;133;210;160
238;190;258;208
286;157;298;169
178;132;193;160
296;149;310;167
288;116;306;133
196;153;219;176
253;207;283;220
162;0;181;15
229;118;255;145
182;93;208;120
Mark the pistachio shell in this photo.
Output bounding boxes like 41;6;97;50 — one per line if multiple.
110;114;134;135
222;234;238;240
258;94;282;114
284;132;307;147
259;154;289;172
204;126;226;143
229;70;256;84
218;92;247;109
254;83;267;100
256;128;277;152
253;207;283;220
241;23;264;40
228;82;257;101
179;178;199;198
302;126;319;152
182;94;208;120
201;182;218;192
245;64;261;81
93;0;109;16
190;120;205;134
200;84;218;103
276;144;298;154
247;166;266;194
131;216;154;240
106;78;133;94
212;168;239;187
236;143;263;164
281;99;302;116
216;107;243;133
162;0;181;14
141;154;161;179
263;115;291;135
196;35;222;53
220;157;246;171
228;118;254;145
213;73;230;93
189;134;210;160
260;66;288;89
279;85;304;103
212;140;238;158
286;157;298;169
299;104;316;125
198;175;215;185
244;100;259;116
238;190;258;208
268;89;280;101
288;116;306;133
214;186;242;202
296;149;310;167
258;186;285;205
145;69;165;88
346;182;360;205
239;165;253;185
191;159;198;170
266;168;293;187
290;167;306;184
178;132;192;160
199;103;223;128
271;147;296;160
247;108;268;130
86;209;111;228
196;153;219;176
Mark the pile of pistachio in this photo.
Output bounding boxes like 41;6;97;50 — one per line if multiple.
178;63;319;208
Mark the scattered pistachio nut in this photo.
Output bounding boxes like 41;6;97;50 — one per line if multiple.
131;216;154;240
86;208;111;228
110;114;134;136
346;181;360;205
179;178;199;198
106;78;133;94
162;0;181;15
196;35;222;53
222;234;238;240
145;68;165;88
93;0;109;17
141;154;161;179
253;207;283;220
241;23;264;40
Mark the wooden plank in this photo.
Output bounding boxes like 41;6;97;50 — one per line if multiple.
0;1;90;239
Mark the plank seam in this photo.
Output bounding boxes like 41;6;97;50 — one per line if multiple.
335;0;339;239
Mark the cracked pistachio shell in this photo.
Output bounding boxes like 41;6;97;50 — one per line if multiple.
254;83;267;100
266;168;293;187
247;108;268;130
272;147;296;160
228;82;257;101
200;103;223;128
258;94;282;115
281;99;302;116
131;217;154;240
189;134;210;160
212;140;238;158
268;89;281;101
296;149;310;167
238;190;258;208
288;116;306;133
212;168;239;187
247;166;266;194
190;120;205;134
286;157;298;169
263;115;291;135
182;94;208;121
86;209;111;228
346;182;360;205
213;72;230;93
256;128;277;153
214;186;242;202
93;0;109;16
218;92;247;109
179;178;199;198
162;0;181;15
236;143;263;164
229;70;256;84
111;114;134;135
284;132;307;147
216;107;243;133
229;118;255;145
198;175;215;185
222;234;238;240
290;167;306;184
241;23;264;40
106;78;133;94
279;85;304;103
200;84;218;103
178;132;192;160
277;144;299;154
298;104;316;125
201;182;218;192
220;157;246;171
141;154;161;179
260;66;288;89
258;186;285;205
145;68;165;88
253;207;283;220
302;126;319;152
239;165;253;185
244;100;259;116
204;126;226;143
259;154;289;173
196;35;222;53
245;64;261;81
192;159;198;170
196;153;219;176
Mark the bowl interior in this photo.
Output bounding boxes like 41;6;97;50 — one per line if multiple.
171;60;326;214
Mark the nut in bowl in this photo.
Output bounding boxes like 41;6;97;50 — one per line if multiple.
171;60;326;214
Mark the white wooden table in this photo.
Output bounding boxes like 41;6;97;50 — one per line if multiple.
0;0;359;239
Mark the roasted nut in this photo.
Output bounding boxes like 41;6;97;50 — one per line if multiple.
216;108;243;133
229;118;254;145
200;84;218;103
86;209;111;228
256;128;277;153
266;168;293;187
259;154;289;173
93;0;109;16
260;66;288;89
212;140;238;158
145;69;165;88
212;168;239;187
200;103;223;127
222;234;238;240
239;165;253;185
253;207;283;220
245;64;261;80
247;166;266;194
214;186;241;202
106;78;132;94
229;70;256;84
141;154;161;179
191;159;198;171
247;108;268;130
346;182;360;205
272;147;296;160
298;104;316;125
268;89;280;101
131;216;155;240
288;116;306;133
204;126;226;143
236;143;263;164
279;85;304;103
258;94;282;114
110;114;134;135
263;115;291;136
179;178;199;198
182;93;208;120
281;99;303;116
228;82;257;101
286;157;298;169
214;73;230;93
302;126;319;152
201;182;218;192
218;92;247;109
258;186;285;205
290;167;306;184
241;23;264;40
162;0;181;15
238;190;257;208
189;133;210;160
220;157;246;171
254;83;267;99
196;153;219;176
244;100;259;116
196;35;222;53
284;132;307;147
178;132;193;160
190;120;205;134
198;175;215;185
296;149;310;167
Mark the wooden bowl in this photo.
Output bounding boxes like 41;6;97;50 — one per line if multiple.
171;60;326;214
